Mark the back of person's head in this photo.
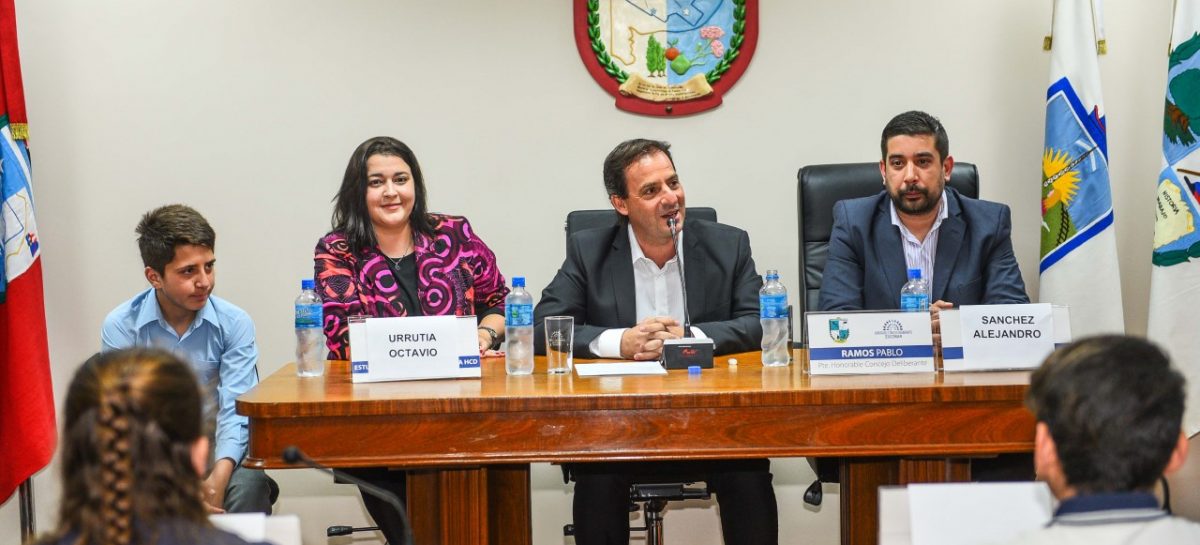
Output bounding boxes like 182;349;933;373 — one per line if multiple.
602;138;674;199
49;348;209;545
136;204;215;275
1028;335;1186;494
880;110;949;162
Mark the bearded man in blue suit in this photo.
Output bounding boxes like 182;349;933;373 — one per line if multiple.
818;110;1029;316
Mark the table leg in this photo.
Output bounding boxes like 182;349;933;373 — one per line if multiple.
407;464;532;545
838;457;971;545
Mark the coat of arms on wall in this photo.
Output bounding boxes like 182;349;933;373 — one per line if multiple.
574;0;758;116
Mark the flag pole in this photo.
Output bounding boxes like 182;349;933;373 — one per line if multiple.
19;478;35;541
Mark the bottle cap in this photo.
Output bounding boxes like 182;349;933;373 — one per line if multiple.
765;269;779;281
512;276;525;288
907;268;921;280
688;365;701;375
301;279;315;290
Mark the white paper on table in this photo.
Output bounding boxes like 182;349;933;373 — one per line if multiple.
574;361;668;376
263;515;301;545
879;486;912;545
907;482;1053;545
210;513;301;545
210;513;265;542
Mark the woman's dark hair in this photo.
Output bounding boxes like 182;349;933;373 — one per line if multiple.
44;348;208;545
331;136;433;252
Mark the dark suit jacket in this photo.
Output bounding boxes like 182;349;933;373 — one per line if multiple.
818;188;1029;311
534;218;763;357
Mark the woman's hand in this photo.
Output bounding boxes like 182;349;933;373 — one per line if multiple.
477;314;506;357
477;328;497;355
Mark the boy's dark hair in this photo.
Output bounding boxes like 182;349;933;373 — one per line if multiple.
135;204;215;274
1028;335;1186;494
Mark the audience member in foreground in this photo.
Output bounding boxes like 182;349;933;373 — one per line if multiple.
35;348;254;545
1002;335;1200;544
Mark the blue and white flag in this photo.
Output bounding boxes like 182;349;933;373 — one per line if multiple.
1038;0;1124;336
1148;0;1200;436
1;118;36;301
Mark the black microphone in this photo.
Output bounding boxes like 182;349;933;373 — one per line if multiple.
282;446;413;545
667;216;692;337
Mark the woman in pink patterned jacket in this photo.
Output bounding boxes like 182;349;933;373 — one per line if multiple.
314;137;510;544
315;136;509;361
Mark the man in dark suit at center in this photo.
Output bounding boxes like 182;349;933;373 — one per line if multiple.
534;138;777;545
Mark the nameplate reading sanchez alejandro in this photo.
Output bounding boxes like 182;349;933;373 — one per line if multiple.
956;303;1055;371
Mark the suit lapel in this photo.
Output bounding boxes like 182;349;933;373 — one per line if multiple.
873;197;908;301
932;191;965;302
608;226;637;325
683;222;707;324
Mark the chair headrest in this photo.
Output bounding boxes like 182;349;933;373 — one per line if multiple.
797;162;978;242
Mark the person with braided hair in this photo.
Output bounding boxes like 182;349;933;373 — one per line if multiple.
34;348;257;545
101;204;277;514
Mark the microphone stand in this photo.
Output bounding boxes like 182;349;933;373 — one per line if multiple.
668;216;692;338
283;446;414;545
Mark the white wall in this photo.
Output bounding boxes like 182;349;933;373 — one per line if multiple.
1;1;1190;544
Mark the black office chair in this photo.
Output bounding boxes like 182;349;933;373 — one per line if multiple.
564;207;718;253
561;470;712;545
794;161;979;506
560;207;718;543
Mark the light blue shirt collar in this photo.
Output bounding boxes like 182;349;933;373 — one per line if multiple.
132;288;218;337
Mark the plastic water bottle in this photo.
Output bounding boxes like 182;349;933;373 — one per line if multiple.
504;277;534;375
900;268;930;312
759;270;790;367
295;279;325;377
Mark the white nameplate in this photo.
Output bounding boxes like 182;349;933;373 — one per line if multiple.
349;315;481;382
878;482;1053;545
942;304;1072;372
806;311;934;375
210;513;302;545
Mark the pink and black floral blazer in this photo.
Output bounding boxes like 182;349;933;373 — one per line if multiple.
314;214;509;360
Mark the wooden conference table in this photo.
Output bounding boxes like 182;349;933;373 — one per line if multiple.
238;351;1034;545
